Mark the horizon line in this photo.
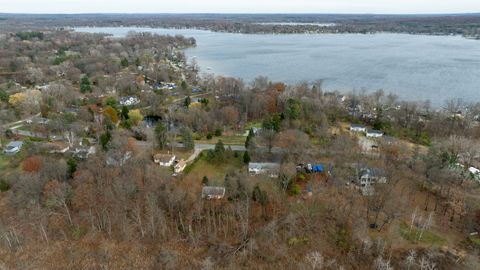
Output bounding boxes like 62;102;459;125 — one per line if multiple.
2;12;480;16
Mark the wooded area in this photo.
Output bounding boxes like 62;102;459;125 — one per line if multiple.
0;26;479;269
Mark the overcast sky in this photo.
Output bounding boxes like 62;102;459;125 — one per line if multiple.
1;0;479;14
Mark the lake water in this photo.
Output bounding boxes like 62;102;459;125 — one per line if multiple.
75;27;480;105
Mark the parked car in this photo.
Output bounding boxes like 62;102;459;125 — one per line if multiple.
3;141;23;155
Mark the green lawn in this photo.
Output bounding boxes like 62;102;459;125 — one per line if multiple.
0;154;9;171
184;151;245;186
244;121;262;130
469;236;480;248
399;222;446;246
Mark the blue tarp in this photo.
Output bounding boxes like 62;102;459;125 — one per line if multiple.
312;164;324;173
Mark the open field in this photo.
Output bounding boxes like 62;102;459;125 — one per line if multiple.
180;151;246;190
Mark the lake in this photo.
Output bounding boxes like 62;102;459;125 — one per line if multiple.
75;27;480;105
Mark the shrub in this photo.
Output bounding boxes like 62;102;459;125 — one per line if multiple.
214;128;222;137
0;180;10;192
67;158;77;179
243;151;251;164
80;76;92;93
5;129;13;138
202;176;209;185
128;109;144;125
72;227;82;240
103;106;119;123
121;58;129;68
22;156;43;173
100;131;112;151
288;183;301;196
0;90;9;103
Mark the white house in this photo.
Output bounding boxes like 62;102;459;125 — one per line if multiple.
366;130;384;138
3;141;23;155
119;96;140;106
202;186;226;200
358;167;387;187
174;159;187;173
248;162;281;178
73;146;96;160
153;154;176;167
350;124;366;133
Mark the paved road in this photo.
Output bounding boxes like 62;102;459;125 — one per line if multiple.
136;141;247;164
171;92;211;104
186;143;246;163
1;113;40;129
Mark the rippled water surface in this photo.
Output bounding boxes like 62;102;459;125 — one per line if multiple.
76;27;480;105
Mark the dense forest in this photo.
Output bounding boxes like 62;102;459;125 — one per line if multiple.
0;27;479;269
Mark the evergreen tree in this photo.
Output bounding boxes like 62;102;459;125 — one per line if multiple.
154;122;169;150
245;128;254;148
202;176;209;185
184;96;191;107
67;158;77;179
80;76;92;93
181;80;188;90
121;106;130;121
181;127;195;150
243;151;251;164
121;58;129;68
285;98;301;120
100;130;111;151
214;140;225;154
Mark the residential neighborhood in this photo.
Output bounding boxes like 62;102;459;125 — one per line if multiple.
0;12;479;270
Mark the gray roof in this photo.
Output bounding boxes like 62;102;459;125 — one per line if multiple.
249;162;280;170
202;186;225;198
351;124;366;128
367;129;383;134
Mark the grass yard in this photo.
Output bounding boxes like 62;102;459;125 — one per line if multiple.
169;148;194;160
0;154;9;171
244;121;262;130
399;222;446;246
182;151;246;188
0;152;25;179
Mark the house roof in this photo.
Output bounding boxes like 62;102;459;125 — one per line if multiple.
367;129;383;134
351;124;366;128
469;167;480;174
249;162;281;170
175;159;187;167
202;186;226;197
360;167;385;178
